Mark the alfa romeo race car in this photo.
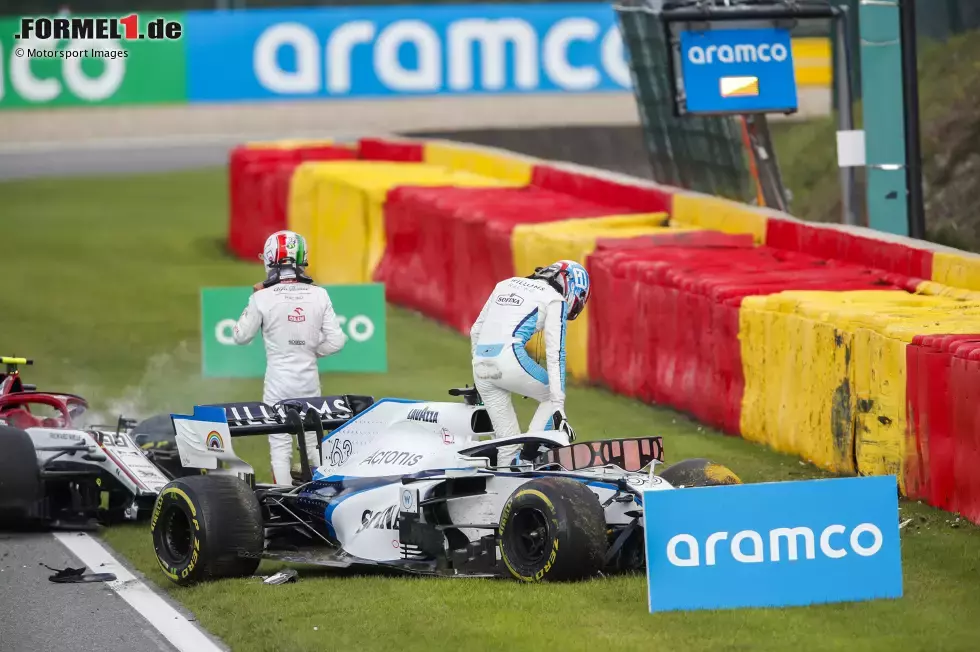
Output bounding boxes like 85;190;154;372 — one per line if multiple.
150;386;741;584
0;356;173;528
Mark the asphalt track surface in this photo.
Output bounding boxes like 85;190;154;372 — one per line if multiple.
0;136;250;181
0;532;184;652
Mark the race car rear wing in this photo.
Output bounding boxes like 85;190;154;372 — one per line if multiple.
204;394;375;436
170;394;375;485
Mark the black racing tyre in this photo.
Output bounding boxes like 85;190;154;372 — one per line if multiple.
498;477;606;582
659;458;742;488
0;426;41;525
151;475;263;586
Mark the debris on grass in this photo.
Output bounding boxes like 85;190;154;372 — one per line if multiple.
263;569;298;585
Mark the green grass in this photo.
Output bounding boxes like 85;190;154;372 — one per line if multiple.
2;169;980;652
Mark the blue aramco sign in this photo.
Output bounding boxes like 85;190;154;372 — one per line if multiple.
642;476;904;612
678;27;798;115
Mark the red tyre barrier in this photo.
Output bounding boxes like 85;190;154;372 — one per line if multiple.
460;191;636;332
229;147;284;258
907;335;980;521
596;231;756;250
376;186;457;325
531;164;673;213
587;242;906;433
357;137;424;162
766;218;933;280
950;341;980;523
377;186;638;332
587;229;759;399
228;144;358;260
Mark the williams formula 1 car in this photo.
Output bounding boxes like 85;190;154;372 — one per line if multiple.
150;386;741;584
0;356;173;528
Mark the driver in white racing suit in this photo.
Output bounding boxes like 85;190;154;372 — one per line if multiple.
232;230;347;485
469;260;591;465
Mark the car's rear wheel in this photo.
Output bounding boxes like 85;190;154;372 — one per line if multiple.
659;458;742;488
0;426;41;526
151;475;263;586
498;477;606;582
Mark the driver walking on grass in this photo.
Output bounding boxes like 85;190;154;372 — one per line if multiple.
469;260;591;466
232;230;347;485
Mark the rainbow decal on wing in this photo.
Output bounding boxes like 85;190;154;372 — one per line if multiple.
206;431;224;451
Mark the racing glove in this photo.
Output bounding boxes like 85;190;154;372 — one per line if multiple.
550;410;576;443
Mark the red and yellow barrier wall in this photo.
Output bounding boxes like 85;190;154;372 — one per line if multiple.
227;136;980;525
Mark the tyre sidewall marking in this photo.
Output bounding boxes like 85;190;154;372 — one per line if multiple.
499;488;561;582
151;486;203;581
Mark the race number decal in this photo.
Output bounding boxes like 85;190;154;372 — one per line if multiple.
328;438;353;466
97;431;170;492
101;432;130;448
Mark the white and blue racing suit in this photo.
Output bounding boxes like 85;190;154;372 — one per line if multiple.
469;277;568;463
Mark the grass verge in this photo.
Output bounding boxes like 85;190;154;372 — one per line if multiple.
1;169;979;652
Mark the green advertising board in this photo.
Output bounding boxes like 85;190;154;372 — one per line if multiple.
0;15;186;109
201;284;387;378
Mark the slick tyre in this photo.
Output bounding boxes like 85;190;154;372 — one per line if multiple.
151;475;263;586
498;477;606;582
659;458;742;488
0;426;41;526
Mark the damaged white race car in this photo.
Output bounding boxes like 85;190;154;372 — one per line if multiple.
150;387;741;584
0;357;172;529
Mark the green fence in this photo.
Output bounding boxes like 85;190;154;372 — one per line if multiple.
615;3;752;202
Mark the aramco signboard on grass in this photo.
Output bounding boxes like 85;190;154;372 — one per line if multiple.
642;476;903;613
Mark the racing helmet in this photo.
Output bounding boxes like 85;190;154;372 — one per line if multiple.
259;230;312;286
529;260;592;320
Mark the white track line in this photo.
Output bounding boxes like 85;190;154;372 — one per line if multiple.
52;532;224;652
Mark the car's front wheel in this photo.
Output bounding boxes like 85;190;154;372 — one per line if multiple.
658;458;742;488
151;475;263;586
0;426;41;527
498;477;606;582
